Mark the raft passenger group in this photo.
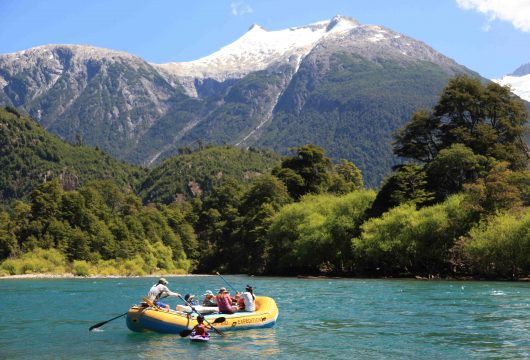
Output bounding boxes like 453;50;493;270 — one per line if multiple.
146;278;256;314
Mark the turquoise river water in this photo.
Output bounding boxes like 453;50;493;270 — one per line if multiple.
0;276;529;359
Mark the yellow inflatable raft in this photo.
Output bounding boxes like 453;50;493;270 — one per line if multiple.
126;296;279;334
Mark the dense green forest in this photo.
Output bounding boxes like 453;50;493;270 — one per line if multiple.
0;76;529;279
138;146;281;204
0;106;144;202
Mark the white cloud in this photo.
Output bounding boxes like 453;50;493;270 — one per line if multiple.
456;0;530;32
231;1;253;16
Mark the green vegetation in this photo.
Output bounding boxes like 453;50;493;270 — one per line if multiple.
463;210;530;279
0;179;196;276
1;75;529;279
268;191;375;275
138;145;281;204
0;107;144;202
353;195;473;276
258;55;475;186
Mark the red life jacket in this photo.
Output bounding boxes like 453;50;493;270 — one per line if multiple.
194;324;207;336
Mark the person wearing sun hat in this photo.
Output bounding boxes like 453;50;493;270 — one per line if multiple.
202;290;217;306
146;277;180;310
184;293;199;306
240;284;256;312
216;287;238;314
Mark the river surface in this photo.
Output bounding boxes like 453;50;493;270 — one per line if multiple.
0;276;529;359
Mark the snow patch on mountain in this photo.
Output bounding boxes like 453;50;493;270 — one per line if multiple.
495;73;530;102
156;16;360;88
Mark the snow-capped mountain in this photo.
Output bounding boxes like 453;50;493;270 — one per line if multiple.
155;15;461;97
495;63;530;102
157;16;360;95
0;15;477;186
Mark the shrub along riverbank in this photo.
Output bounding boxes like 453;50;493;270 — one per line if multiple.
1;76;529;279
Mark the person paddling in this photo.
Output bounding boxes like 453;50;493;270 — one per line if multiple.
216;287;238;314
147;278;180;310
192;315;211;337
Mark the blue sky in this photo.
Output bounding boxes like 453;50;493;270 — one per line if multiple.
1;0;529;79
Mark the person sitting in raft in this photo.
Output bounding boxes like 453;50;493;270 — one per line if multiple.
237;293;245;310
202;290;217;306
184;293;199;306
233;291;241;305
240;284;256;312
192;315;211;337
147;278;180;310
216;287;238;314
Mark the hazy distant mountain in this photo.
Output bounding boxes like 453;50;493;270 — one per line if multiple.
495;62;530;102
0;15;477;186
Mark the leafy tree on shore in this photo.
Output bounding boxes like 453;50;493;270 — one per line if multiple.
394;76;529;170
425;144;489;200
368;164;434;217
353;195;472;276
463;210;530;279
389;76;529;209
267;191;375;275
274;144;333;199
231;175;291;274
0;179;197;275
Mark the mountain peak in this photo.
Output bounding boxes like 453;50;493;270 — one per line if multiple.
496;62;530;102
510;62;530;77
326;15;359;32
248;24;266;32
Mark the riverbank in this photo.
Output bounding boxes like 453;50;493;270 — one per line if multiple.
0;273;212;279
3;272;529;281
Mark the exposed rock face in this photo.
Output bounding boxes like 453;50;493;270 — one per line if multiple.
0;16;478;186
0;44;179;158
511;63;530;77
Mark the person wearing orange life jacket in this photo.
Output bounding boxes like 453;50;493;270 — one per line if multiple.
216;287;238;314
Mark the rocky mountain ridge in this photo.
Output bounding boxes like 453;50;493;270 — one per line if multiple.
0;15;478;186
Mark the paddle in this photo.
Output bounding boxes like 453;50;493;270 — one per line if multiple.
178;317;226;337
178;295;226;336
89;312;128;331
89;298;154;331
216;272;238;293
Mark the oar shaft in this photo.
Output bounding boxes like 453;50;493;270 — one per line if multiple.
89;312;128;331
216;272;238;293
178;295;225;336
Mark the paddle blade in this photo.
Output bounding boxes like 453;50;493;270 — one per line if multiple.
213;317;226;324
179;330;193;337
88;312;128;332
89;321;107;331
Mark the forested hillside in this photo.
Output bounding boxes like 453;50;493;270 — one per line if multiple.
0;107;144;202
1;76;529;279
138;146;281;204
